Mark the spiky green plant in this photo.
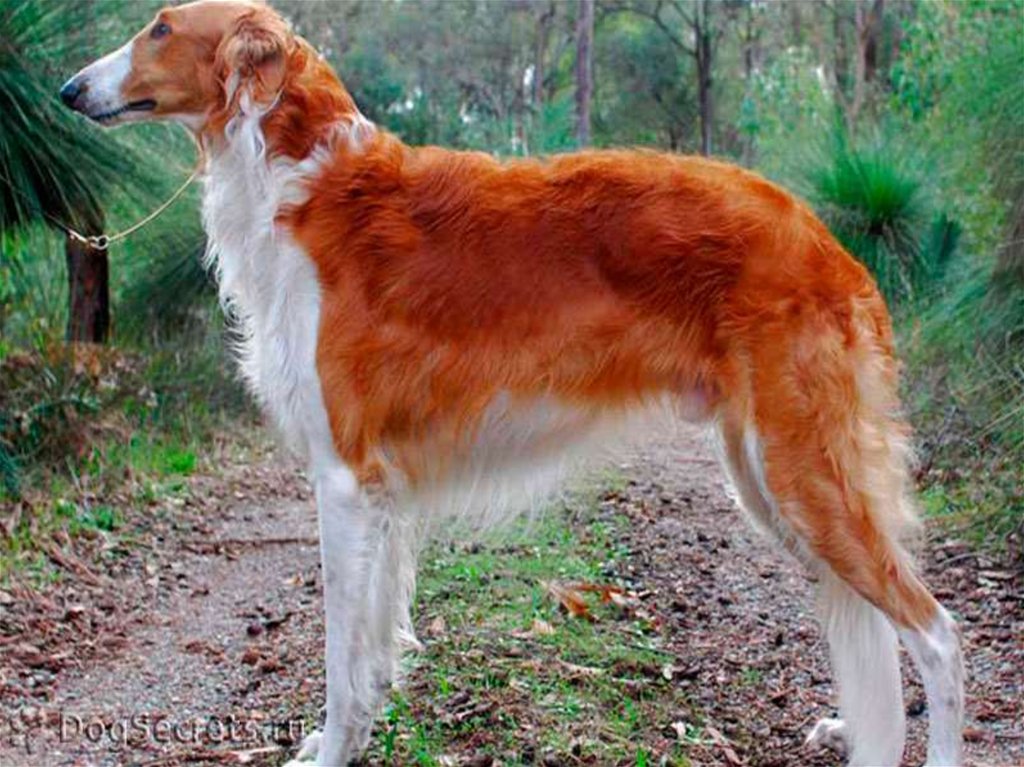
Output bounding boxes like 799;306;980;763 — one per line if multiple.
808;133;958;305
0;1;137;233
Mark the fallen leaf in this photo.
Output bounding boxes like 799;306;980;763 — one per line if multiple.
531;617;555;636
571;582;629;606
706;725;743;766
543;581;593;621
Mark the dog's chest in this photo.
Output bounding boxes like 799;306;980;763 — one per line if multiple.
201;131;335;468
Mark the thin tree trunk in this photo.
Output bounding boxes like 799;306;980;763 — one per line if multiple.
531;1;555;151
65;228;110;344
534;2;555;110
846;0;884;135
696;0;713;156
850;3;866;133
741;0;760;166
832;3;852;132
864;0;885;83
574;0;594;147
789;2;803;45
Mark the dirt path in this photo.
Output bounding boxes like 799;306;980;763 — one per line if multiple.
1;427;1020;766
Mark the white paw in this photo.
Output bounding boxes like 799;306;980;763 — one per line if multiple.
281;729;321;765
806;717;849;756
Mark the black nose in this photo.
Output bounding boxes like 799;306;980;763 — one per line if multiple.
59;79;82;108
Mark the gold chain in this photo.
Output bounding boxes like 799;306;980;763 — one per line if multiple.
0;165;199;251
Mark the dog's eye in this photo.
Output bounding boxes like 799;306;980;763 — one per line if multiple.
151;21;171;39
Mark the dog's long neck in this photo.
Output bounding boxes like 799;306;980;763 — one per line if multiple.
198;39;365;467
200;35;372;303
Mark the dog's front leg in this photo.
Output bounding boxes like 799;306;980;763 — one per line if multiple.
289;465;392;766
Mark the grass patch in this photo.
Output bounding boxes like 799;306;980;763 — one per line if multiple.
0;340;256;584
920;466;1023;553
363;483;694;766
0;432;204;584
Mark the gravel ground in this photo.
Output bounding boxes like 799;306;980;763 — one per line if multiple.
1;426;1020;767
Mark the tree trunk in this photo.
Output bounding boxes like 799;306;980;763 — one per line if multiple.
846;0;884;134
789;2;803;45
863;0;886;83
534;2;555;110
65;230;110;344
574;0;594;147
848;2;867;134
696;0;713;156
741;0;760;166
832;3;852;131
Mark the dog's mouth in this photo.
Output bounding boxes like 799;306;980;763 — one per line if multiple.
90;99;157;123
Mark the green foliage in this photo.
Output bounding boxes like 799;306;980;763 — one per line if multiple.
1;0;1021;558
77;504;119;533
807;131;957;304
895;0;1023;259
0;1;137;232
594;15;695;150
0;335;245;498
744;45;834;181
162;449;197;476
0;0;210;347
905;258;1024;449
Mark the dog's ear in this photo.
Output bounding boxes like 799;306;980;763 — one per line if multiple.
217;7;292;106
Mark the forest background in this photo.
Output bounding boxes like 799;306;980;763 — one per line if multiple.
1;0;1021;570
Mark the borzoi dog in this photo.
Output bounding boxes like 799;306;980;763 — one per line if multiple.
61;2;964;764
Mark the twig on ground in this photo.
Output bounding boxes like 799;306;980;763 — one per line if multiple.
181;536;318;554
43;541;104;586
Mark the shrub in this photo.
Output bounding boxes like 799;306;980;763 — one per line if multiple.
0;338;247;499
808;132;958;305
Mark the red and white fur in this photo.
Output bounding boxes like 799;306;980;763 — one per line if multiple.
62;3;965;765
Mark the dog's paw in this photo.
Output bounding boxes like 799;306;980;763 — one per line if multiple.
805;717;849;756
280;729;321;765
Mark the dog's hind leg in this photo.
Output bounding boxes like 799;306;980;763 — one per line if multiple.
718;413;905;765
897;605;964;766
718;301;964;766
806;516;962;767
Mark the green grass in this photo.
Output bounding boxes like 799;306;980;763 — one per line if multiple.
362;482;694;766
0;428;212;583
920;468;1023;552
0;342;257;584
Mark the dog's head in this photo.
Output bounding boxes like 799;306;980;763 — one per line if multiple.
59;1;293;131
